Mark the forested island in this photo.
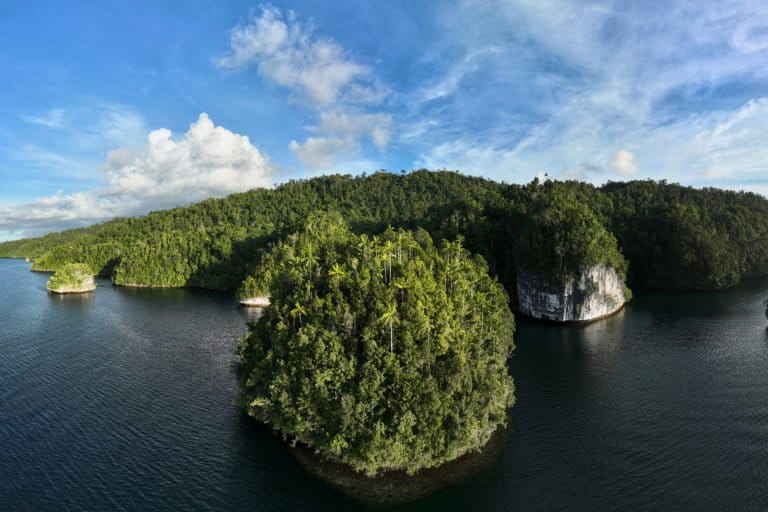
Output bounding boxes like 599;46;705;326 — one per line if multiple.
2;170;766;303
237;212;514;475
3;169;768;478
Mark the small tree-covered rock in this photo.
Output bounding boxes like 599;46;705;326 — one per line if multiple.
236;212;515;475
46;263;96;294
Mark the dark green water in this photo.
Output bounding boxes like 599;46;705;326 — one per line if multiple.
1;258;767;511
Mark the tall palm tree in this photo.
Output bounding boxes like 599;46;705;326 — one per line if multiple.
357;234;370;258
328;262;347;286
301;242;319;278
382;240;395;283
378;302;399;352
291;301;307;329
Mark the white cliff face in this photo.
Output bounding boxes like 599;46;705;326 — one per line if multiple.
517;264;627;322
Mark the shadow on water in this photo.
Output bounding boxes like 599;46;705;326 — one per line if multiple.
224;413;361;511
275;420;511;508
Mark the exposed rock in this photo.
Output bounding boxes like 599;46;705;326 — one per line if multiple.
46;263;96;294
48;283;96;294
517;264;627;322
239;295;271;307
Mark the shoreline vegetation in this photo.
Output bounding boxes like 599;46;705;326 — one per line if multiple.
235;213;515;475
2;170;767;490
289;424;509;505
1;171;765;301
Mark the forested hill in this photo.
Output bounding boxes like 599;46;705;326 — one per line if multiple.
1;170;767;292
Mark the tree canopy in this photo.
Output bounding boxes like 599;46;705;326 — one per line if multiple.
236;212;515;475
2;170;767;293
510;180;628;283
46;263;95;292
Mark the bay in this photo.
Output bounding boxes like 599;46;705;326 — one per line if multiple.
1;258;767;510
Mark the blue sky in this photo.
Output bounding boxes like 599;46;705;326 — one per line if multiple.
1;0;768;239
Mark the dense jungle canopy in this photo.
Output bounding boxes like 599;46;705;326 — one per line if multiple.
235;213;515;474
2;170;767;293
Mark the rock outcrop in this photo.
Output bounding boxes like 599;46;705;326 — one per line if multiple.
46;263;96;294
239;295;271;307
516;264;627;322
48;282;96;294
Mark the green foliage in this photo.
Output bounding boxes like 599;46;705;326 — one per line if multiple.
602;181;768;289
511;180;628;283
1;171;767;292
236;212;515;475
31;241;122;276
46;263;94;291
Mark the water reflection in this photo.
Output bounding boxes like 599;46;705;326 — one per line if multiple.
239;306;263;324
47;290;95;310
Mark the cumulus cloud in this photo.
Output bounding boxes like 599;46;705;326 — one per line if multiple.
0;114;275;237
103;113;273;201
218;5;391;171
217;5;380;107
610;149;638;176
289;111;391;168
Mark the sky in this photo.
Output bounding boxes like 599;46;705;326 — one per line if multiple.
1;0;768;240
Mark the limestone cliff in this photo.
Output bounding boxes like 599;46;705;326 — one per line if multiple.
516;264;627;322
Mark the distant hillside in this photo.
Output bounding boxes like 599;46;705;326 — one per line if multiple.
2;170;767;293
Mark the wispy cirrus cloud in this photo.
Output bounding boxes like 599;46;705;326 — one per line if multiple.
410;0;768;194
22;108;66;129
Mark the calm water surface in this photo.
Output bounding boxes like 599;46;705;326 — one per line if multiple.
1;258;767;511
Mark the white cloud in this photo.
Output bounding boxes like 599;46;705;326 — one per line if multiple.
610;149;638;176
0;114;275;237
289;137;350;170
22;108;66;128
731;19;768;53
288;111;392;168
217;5;379;107
410;0;768;192
218;5;391;172
95;106;147;147
418;47;501;103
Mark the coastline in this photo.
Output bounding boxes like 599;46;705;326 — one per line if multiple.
518;300;627;325
47;286;96;294
287;424;509;505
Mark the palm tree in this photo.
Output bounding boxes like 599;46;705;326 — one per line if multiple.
395;232;405;261
357;234;371;259
291;301;307;329
378;302;399;352
407;239;419;261
382;240;395;283
328;262;347;286
393;277;409;302
301;243;319;278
